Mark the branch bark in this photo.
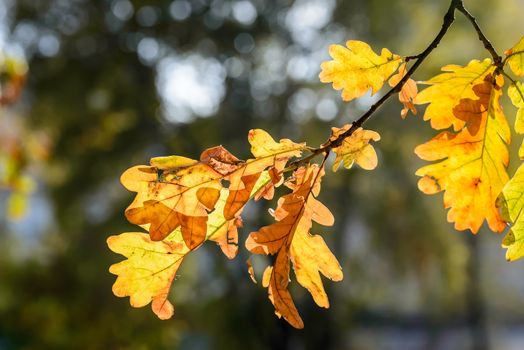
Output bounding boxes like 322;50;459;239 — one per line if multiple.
455;3;503;68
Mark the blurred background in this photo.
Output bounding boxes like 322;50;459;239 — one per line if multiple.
1;0;524;349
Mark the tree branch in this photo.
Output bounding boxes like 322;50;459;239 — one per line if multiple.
455;3;503;68
289;0;462;169
290;0;510;171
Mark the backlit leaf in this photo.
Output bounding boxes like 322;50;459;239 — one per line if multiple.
206;189;243;259
415;59;494;131
329;124;381;171
107;231;190;320
498;163;524;261
108;188;257;319
121;161;222;248
508;82;524;159
319;40;401;102
415;75;510;233
509;82;524;133
505;35;524;77
246;164;342;329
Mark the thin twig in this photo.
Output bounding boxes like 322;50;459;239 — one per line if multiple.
289;0;462;170
290;0;514;172
455;3;503;68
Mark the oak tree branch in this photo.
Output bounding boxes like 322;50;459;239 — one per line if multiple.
290;0;509;170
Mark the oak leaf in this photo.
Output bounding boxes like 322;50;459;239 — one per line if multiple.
498;163;524;261
415;75;510;233
319;40;401;102
415;59;494;131
329;124;381;171
509;82;524;133
108;189;248;319
121;159;222;249
246;164;342;329
508;82;524;159
505;35;524;77
107;231;190;320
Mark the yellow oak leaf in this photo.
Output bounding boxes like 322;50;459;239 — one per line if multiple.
107;231;190;320
415;75;510;233
121;160;222;248
329;124;381;171
108;189;250;319
248;129;305;172
498;163;524;261
505;35;524;77
319;40;401;102
415;58;495;131
508;82;524;133
508;82;524;159
246;164;342;329
388;63;418;118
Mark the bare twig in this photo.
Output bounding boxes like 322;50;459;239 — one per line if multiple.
289;0;462;170
455;3;503;68
289;0;510;171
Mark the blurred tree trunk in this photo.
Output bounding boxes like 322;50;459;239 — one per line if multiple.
466;234;489;350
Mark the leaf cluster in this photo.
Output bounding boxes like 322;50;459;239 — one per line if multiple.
107;3;524;328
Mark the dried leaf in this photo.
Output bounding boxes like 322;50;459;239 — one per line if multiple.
206;189;243;259
388;63;418;118
246;164;342;329
121;162;222;248
108;189;250;319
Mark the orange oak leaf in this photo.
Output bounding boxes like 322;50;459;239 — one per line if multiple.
415;74;510;233
319;40;401;102
415;59;494;131
328;124;381;171
246;164;342;329
120;129;303;251
388;63;418;118
121;158;222;248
